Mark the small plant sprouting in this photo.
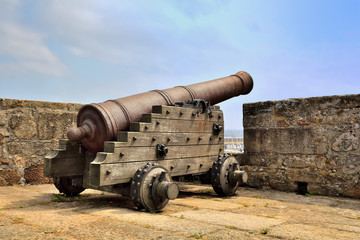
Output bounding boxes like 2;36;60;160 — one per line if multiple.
189;232;204;239
199;196;208;199
260;228;269;235
243;203;249;207
305;192;316;197
51;194;85;202
43;228;56;234
12;217;24;224
264;203;269;207
225;225;238;230
180;214;185;219
205;189;213;194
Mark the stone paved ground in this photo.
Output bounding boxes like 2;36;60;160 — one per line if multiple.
0;183;359;240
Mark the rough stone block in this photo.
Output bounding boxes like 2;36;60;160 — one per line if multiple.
282;155;315;169
0;143;5;157
38;112;77;140
12;156;27;168
9;115;37;140
269;179;297;192
244;152;282;167
0;114;6;126
7;141;56;157
307;183;341;196
24;164;52;184
245;127;328;155
0;169;21;186
0;127;9;138
0;157;10;165
332;132;359;152
286;169;320;183
344;182;360;198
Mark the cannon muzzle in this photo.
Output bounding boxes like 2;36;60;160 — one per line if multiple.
68;71;253;153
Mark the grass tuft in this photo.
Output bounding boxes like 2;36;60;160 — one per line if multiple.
189;232;204;239
51;194;85;202
43;228;56;234
225;225;238;230
12;218;24;224
305;192;316;197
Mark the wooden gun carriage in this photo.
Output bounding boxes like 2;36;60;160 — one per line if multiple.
44;72;253;212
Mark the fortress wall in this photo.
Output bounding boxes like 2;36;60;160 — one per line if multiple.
241;94;360;198
1;95;359;199
0;98;82;186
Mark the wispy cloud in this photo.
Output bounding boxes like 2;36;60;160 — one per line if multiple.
0;1;67;77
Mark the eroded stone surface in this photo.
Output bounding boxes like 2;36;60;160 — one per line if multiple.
0;184;359;240
38;112;77;140
9;115;37;140
0;98;82;185
244;94;360;197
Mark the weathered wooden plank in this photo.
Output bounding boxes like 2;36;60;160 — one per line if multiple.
112;132;224;149
94;144;223;164
141;105;223;123
44;140;85;178
130;118;223;133
89;156;217;186
44;156;85;177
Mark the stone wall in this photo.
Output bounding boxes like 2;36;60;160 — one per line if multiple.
242;94;360;198
0;99;82;186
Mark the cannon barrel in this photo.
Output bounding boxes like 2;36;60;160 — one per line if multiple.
68;71;253;154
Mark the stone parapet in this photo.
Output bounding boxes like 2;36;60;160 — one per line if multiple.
0;98;82;186
243;94;360;198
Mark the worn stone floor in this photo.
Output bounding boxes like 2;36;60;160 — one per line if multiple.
0;183;359;239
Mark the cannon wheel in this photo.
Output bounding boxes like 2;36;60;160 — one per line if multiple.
54;177;85;197
130;163;177;212
211;155;240;196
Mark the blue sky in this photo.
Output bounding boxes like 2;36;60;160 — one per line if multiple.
0;0;359;129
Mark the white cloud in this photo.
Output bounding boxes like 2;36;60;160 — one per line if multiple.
0;2;67;77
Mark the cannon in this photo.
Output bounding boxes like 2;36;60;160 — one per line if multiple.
44;71;253;212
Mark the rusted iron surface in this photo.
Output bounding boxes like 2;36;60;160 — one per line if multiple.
67;71;253;154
